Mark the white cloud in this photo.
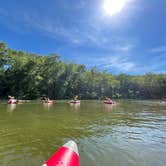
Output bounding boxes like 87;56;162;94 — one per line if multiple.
96;55;135;72
23;13;122;48
116;43;134;51
92;42;136;72
0;5;142;74
0;6;137;51
149;45;166;53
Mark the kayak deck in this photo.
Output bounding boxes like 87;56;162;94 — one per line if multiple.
43;140;79;166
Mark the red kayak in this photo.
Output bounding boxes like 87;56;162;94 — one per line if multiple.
104;100;113;104
42;140;79;166
8;99;17;104
70;100;80;104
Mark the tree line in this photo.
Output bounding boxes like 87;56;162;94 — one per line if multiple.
0;42;166;100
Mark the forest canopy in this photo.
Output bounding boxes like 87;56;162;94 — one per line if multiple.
0;42;166;99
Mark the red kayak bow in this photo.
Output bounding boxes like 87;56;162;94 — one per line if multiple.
42;140;79;166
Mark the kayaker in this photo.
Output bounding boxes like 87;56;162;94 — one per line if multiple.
162;98;166;102
105;97;112;102
8;95;17;104
46;97;50;102
43;97;52;103
160;98;166;103
104;97;115;105
8;95;15;99
74;95;78;101
69;96;80;104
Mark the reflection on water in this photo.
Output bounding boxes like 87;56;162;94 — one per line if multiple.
69;103;80;111
7;104;17;112
43;103;53;110
104;103;114;112
0;100;165;166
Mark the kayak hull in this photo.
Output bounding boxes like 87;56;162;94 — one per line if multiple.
70;100;80;104
43;141;79;166
8;100;17;104
160;101;166;104
45;147;79;166
104;101;113;104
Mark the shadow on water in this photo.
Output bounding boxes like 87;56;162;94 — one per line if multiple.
0;100;165;166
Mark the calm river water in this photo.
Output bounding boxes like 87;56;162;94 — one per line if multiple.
0;100;166;166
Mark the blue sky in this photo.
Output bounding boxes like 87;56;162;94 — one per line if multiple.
0;0;166;74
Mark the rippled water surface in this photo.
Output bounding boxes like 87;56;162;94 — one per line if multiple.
0;100;166;166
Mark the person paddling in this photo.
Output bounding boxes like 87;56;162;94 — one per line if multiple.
105;97;112;102
104;97;116;105
8;95;15;99
74;95;78;101
69;95;80;104
43;97;53;103
8;95;17;104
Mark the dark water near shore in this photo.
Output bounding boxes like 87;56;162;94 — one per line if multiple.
0;100;166;166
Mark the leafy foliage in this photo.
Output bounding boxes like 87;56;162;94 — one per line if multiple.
0;42;166;99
